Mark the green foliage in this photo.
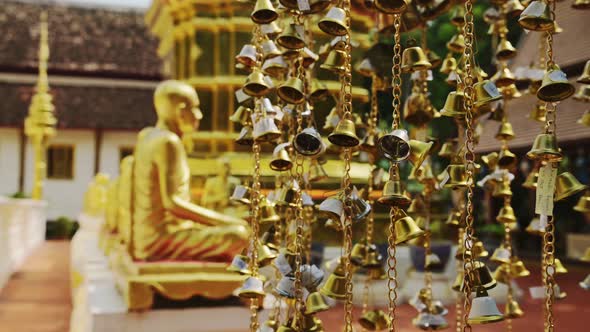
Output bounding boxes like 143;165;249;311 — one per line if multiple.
46;216;78;240
10;191;29;199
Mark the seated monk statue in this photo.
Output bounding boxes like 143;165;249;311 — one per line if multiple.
132;80;250;262
201;158;240;211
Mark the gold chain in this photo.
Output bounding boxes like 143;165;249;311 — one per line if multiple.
387;203;399;332
391;14;402;130
543;216;556;332
424;190;433;299
455;228;464;332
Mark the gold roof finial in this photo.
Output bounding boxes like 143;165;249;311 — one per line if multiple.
36;11;50;94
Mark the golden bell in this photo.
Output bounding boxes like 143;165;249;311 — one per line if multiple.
473;80;502;107
350;243;368;266
574;192;590;213
528;102;547;122
394;209;425;245
522;170;539;190
407;196;427;215
452;270;464;292
493;264;511;284
504;299;524;319
270;145;292;172
554;172;587;201
375;0;408;14
305;291;331;314
518;0;553;31
438;140;456;158
440;53;457;75
495;121;515;141
320;49;347;74
355;58;375;77
413;312;448;330
319;196;344;222
488;101;505;122
481;152;499;169
310;79;329;102
446;33;466;54
450;5;466;26
260;199;281;224
363;250;384;269
491;246;512;264
318;7;348;36
573;0;590;9
277;23;305;50
236;44;257;67
401;45;432;73
525;218;545;235
577;60;590;84
226;254;251;275
404;92;434;127
261;38;282;60
510;257;530;278
237;276;265;299
258;243;278;266
498;147;517;169
278;77;305;104
319;272;347;300
294;127;324;156
378;168;412;207
446;209;463;227
235;125;254;146
456;241;489;260
262;57;288;77
526;133;563;162
496;205;517;224
580;247;590;262
253;117;281;142
359;309;390;331
230;106;252;125
251;0;278;24
554;258;568;274
378;129;410;162
574;85;590;102
308;159;328;183
499;83;522;99
493;179;512;198
537;65;576;102
427;50;442;68
243;69;272;98
492;66;516;88
440;91;466;118
467;287;504;324
441;163;469;190
505;0;525;15
328;118;360;147
408;139;434;171
495;38;517;61
578;110;590;127
275;181;299;207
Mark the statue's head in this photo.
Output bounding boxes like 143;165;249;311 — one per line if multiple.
154;80;203;137
94;173;110;185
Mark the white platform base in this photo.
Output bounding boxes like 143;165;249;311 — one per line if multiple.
0;197;47;290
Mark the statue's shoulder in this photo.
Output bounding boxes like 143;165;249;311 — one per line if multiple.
138;127;182;148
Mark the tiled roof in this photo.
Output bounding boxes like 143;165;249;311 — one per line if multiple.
0;82;156;130
0;1;161;79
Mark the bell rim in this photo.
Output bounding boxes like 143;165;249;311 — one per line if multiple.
537;83;576;102
251;11;279;25
328;133;360;148
526;149;563;163
377;195;412;207
318;20;349;37
374;0;408;14
467;315;504;325
555;184;587;201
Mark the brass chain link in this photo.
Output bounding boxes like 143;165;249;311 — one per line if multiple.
391;14;402;130
543;216;556;332
387;203;399;332
424;191;433;300
461;0;476;329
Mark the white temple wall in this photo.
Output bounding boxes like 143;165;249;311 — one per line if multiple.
98;131;138;178
0;128;21;196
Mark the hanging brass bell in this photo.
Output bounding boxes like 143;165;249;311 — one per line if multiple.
235;44;257;67
378;129;410;161
258;243;278;266
375;0;408;14
235;125;254;146
578;110;590;127
488;101;505;122
278;77;305;104
492;179;512;198
305;291;331;314
320;49;348;74
251;0;278;24
496;205;517;224
363;250;384;269
554;258;568;274
237;276;266;299
452;270;464;292
481;152;499;169
275;276;296;298
492;66;516;88
456;240;488;260
577;60;590;84
394;209;425;245
499;83;522;99
554;171;587;201
495;38;517;61
526;133;563;162
404;93;434;127
401;44;432;73
427;50;442;68
573;0;590;9
243;69;272;97
319;264;347;299
440;53;457;75
573;85;590;102
413;312;448;330
408;139;434;171
310;79;329;102
510;257;530;278
261;38;282;60
574;192;590;213
253;117;281;142
277;23;305;50
522;170;539;190
495;121;515;141
359;309;390;331
440;163;469;190
450;5;466;26
498;147;517;169
351;189;372;222
319;196;344;222
446;33;466;54
473;80;502;107
438;139;456;158
230;106;252;125
491;246;511;264
350;243;368;266
504;299;524;319
445;208;463;227
468;287;503;325
518;1;553;31
294;127;324;156
528;102;547;122
275;181;299;207
440;91;466;118
525;217;545;235
537;64;576;102
318;7;348;36
505;0;525;15
407;196;426;215
328;118;360;147
260;199;281;225
262;57;288;77
226;254;251;275
493;264;511;284
378;168;411;207
308;159;329;183
270;144;292;172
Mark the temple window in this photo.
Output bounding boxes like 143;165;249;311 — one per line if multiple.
47;145;74;179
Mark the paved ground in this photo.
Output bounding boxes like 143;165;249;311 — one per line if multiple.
0;241;588;332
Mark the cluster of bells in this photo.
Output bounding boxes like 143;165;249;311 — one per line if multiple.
573;60;590;126
409;288;449;330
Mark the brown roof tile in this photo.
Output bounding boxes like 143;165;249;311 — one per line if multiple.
0;1;161;79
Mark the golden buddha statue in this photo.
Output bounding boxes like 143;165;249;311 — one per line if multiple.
201;158;241;211
83;173;110;217
131;80;250;262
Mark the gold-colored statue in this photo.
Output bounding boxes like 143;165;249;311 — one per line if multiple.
201;158;241;212
83;173;110;217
